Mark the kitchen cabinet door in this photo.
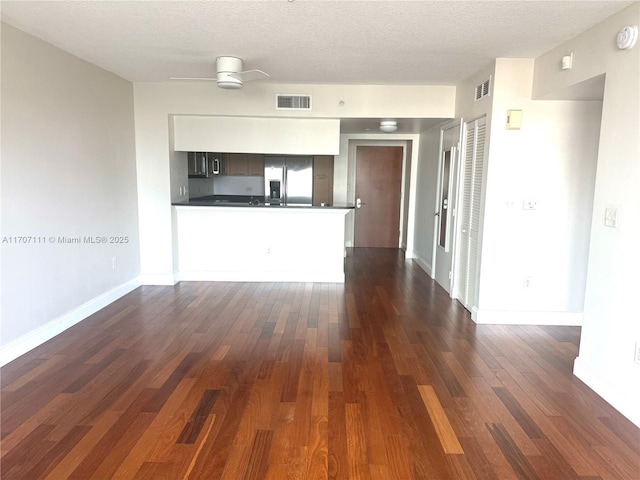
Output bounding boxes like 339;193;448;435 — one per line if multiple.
313;155;334;205
223;153;264;176
246;154;264;176
225;153;248;175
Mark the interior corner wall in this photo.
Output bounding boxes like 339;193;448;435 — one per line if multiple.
533;3;640;427
475;58;601;326
455;61;496;126
0;24;140;364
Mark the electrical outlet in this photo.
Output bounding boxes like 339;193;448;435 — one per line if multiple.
635;342;640;365
523;276;532;289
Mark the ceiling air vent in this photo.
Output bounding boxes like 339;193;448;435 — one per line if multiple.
474;77;491;101
276;94;312;110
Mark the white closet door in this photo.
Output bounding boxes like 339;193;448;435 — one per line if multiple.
457;117;486;312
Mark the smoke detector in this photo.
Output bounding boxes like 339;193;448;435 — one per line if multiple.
617;25;638;50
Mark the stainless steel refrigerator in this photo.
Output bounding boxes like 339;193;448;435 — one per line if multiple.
264;156;313;206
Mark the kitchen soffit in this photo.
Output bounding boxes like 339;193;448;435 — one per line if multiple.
339;118;448;135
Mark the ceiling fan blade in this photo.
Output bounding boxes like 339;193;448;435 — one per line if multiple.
229;69;270;82
169;77;217;81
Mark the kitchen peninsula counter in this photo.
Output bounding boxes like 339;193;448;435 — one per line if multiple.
173;202;354;283
173;196;355;209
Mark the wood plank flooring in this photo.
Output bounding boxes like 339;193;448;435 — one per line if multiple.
1;248;638;479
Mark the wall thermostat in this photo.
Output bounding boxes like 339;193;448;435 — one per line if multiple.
616;25;638;50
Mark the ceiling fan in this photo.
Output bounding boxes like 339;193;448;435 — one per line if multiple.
171;56;269;90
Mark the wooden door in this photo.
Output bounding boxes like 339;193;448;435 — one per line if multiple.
354;146;403;247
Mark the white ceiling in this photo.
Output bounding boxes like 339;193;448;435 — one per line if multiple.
1;0;631;133
1;0;632;85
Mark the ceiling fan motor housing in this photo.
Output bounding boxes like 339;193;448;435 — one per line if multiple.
216;56;243;89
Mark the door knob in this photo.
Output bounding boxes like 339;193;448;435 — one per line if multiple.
356;198;365;208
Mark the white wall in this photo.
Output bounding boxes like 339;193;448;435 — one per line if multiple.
0;24;140;363
534;3;640;427
475;58;602;325
411;126;442;274
134;83;455;283
455;61;496;127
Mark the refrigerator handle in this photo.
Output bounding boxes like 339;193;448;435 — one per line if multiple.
283;167;287;205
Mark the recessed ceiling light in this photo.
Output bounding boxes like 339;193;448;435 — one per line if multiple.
380;120;397;133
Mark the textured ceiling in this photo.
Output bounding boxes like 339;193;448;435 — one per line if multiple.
0;0;634;85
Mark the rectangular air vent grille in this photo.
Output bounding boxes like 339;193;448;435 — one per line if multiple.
276;94;312;110
474;77;491;101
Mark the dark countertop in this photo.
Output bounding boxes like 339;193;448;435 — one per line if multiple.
173;195;355;209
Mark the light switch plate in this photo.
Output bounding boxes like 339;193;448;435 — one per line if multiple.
604;208;619;228
506;109;522;130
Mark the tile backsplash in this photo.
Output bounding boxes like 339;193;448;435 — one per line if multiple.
188;175;264;198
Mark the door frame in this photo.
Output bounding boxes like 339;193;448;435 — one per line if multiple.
431;120;464;294
346;139;413;249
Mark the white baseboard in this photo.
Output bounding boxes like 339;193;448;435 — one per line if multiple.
411;255;433;277
473;309;583;326
139;273;179;285
178;270;345;283
573;357;640;428
0;277;141;367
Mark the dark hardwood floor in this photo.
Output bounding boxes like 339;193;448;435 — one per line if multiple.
1;248;638;479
